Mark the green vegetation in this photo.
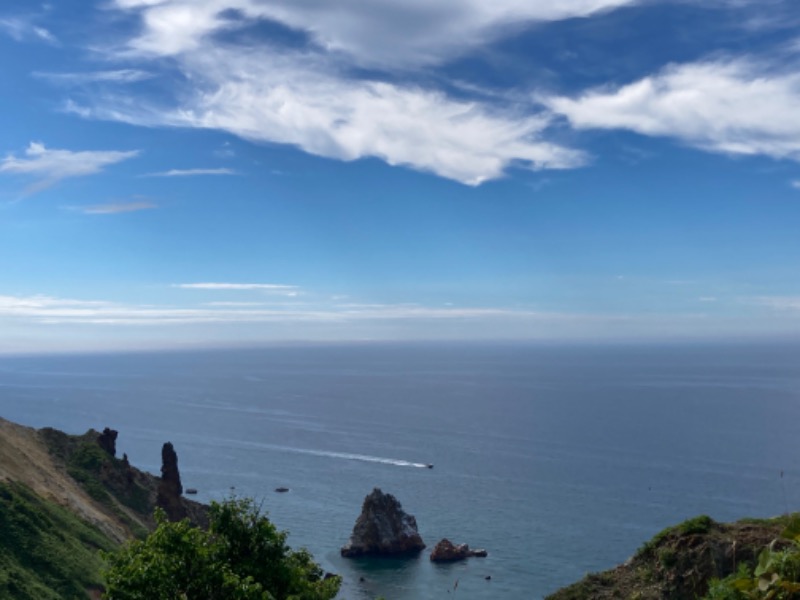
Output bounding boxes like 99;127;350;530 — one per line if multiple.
103;497;341;600
704;518;800;599
638;514;715;556
0;480;117;599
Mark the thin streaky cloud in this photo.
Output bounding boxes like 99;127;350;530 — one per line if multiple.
145;168;239;177
33;69;154;84
174;283;299;291
0;142;140;193
752;296;800;311
0;293;626;326
204;302;270;307
0;17;57;44
791;180;800;189
75;201;157;215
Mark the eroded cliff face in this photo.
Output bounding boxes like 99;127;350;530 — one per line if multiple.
546;515;791;600
0;417;207;544
0;417;210;599
0;417;131;544
341;487;426;557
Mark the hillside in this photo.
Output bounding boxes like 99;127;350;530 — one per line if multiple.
0;417;205;599
546;514;795;599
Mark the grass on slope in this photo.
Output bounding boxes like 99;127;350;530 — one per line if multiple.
0;480;118;599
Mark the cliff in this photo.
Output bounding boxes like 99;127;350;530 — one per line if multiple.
546;514;795;599
0;417;206;599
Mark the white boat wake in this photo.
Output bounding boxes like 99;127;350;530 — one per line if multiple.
205;436;430;468
285;447;429;468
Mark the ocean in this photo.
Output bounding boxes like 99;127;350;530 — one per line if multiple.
1;341;800;599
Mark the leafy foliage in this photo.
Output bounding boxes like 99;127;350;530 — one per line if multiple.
704;520;800;599
103;497;340;600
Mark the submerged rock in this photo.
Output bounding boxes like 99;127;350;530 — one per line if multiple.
430;538;488;562
341;488;426;557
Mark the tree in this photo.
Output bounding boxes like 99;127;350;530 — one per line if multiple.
103;497;340;600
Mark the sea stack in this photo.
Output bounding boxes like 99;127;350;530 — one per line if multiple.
156;442;187;521
341;488;426;557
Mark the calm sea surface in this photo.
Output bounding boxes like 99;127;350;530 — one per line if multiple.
2;342;800;598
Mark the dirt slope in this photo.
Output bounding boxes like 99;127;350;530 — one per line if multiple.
0;417;130;543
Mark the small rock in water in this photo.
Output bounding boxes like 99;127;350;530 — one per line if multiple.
185;488;198;495
430;538;488;562
275;487;290;493
485;575;492;581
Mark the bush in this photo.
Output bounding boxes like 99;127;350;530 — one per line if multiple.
103;497;340;600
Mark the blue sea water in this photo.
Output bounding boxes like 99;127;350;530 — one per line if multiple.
2;342;800;599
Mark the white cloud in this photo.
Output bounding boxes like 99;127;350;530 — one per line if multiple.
76;52;585;185
546;58;800;163
33;70;154;84
145;167;238;177
791;180;800;189
64;0;597;185
112;0;642;67
0;142;139;192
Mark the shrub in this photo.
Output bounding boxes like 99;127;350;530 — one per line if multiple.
103;497;340;600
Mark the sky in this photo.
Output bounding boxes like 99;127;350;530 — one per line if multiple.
1;0;800;352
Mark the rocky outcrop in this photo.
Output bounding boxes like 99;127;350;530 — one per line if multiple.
430;538;488;562
97;427;118;457
156;442;187;522
546;515;790;599
341;488;426;557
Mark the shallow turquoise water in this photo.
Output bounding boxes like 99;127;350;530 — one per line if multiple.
2;342;800;598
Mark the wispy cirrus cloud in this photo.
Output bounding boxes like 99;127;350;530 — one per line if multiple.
174;283;300;296
33;69;154;85
0;17;57;45
72;59;585;185
144;168;238;177
73;201;157;215
0;142;139;194
4;291;799;348
791;180;800;190
0;292;614;327
546;57;800;163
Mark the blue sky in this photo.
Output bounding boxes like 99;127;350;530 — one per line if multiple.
1;0;800;352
